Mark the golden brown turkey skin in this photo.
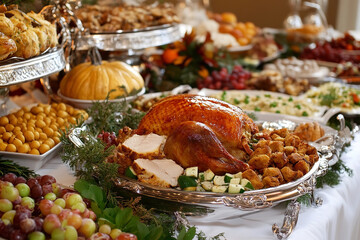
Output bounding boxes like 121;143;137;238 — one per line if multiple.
164;121;249;174
136;94;259;150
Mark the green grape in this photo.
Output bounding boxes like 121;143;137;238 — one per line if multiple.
15;183;30;197
28;231;46;240
0;199;13;212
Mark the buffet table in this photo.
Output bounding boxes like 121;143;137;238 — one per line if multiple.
36;132;360;240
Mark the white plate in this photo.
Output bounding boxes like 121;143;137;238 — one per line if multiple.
0;143;62;171
58;87;146;109
197;89;339;124
288;66;330;80
302;84;360;116
228;44;253;52
254;111;337;134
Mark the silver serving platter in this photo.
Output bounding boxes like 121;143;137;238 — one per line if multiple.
114;159;324;214
69;116;334;217
0;48;66;87
76;24;183;51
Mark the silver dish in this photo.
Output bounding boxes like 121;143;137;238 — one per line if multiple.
76;24;183;51
113;159;324;215
0;48;66;87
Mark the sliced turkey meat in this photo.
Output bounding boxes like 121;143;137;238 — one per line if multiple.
121;133;166;159
132;158;184;188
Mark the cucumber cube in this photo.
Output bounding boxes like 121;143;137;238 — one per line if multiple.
125;166;137;179
229;178;241;185
244;182;254;190
241;179;254;190
228;183;244;194
199;172;205;182
185;167;198;178
204;169;215;181
224;173;234;183
211;185;228;193
240;178;251;187
213;176;226;186
201;181;213;191
234;172;243;179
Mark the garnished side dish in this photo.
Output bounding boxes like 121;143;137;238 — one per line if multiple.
306;82;360;111
210;91;318;117
106;94;319;192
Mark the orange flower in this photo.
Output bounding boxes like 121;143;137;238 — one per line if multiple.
174;55;186;65
198;67;209;78
184;58;192;66
162;49;179;64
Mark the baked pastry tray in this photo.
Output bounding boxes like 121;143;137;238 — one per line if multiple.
76;24;183;51
0;48;66;87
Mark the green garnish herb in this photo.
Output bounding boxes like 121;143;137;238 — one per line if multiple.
270;102;278;108
276;110;281;114
221;91;227;101
265;94;271;98
288;97;293;102
282;103;287;106
302;111;309;116
278;96;282;100
233;98;240;104
254;107;261;111
295;104;301;109
320;87;337;107
244;95;250;104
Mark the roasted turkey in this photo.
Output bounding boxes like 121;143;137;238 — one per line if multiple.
136;94;259;174
164;121;249;174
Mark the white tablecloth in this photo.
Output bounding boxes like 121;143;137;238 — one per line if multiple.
37;133;360;240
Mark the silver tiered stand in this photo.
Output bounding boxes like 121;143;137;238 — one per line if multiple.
0;48;66;115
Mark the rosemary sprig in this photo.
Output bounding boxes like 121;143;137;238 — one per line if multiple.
86;93;145;134
0;158;37;179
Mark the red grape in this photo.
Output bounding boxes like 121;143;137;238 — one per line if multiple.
19;218;36;234
30;184;43;199
41;184;53;196
40;175;56;186
26;179;38;189
33;217;44;231
13;211;30;228
10;229;26;240
3;173;17;184
39;199;54;216
115;233;138;240
14;177;26;185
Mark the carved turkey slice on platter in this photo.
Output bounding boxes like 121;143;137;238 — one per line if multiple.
132;159;184;188
122;133;166;160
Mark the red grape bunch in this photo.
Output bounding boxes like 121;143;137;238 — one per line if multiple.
0;173;137;240
97;131;118;149
197;65;251;90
